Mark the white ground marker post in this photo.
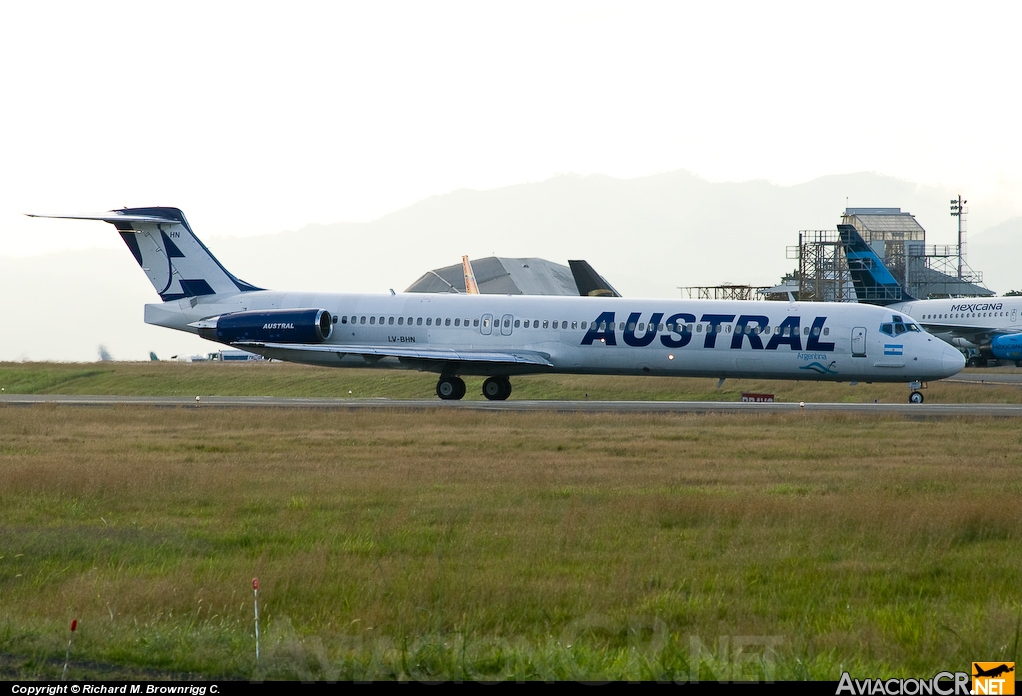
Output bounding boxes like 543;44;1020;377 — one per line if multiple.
61;619;77;680
253;578;260;665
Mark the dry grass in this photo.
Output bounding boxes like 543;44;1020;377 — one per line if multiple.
1;404;1020;679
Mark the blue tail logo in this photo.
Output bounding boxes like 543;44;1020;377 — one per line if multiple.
838;224;914;306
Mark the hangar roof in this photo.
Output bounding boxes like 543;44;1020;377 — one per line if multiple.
405;257;580;295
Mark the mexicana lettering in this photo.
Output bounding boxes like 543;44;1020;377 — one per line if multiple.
950;302;1003;312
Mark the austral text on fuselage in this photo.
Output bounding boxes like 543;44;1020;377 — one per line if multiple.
262;322;296;330
580;312;836;352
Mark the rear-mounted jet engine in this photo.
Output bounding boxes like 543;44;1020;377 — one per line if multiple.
196;308;334;345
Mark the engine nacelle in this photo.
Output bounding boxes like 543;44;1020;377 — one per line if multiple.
990;333;1022;360
198;308;334;345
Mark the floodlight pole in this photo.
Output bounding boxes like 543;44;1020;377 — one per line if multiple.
950;195;967;279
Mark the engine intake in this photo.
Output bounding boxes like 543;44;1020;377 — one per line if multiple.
199;308;334;344
991;333;1022;360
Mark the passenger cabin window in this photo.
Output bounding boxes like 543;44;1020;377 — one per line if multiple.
445;318;451;326
417;318;423;326
426;318;433;326
389;317;395;325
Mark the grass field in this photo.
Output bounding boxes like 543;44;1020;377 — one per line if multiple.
0;363;1020;680
2;359;1022;403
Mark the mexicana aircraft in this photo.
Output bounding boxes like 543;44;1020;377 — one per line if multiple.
31;208;964;402
839;224;1022;367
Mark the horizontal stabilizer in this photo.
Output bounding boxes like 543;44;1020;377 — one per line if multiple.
27;212;183;225
27;207;262;301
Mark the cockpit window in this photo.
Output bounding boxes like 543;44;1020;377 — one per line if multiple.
880;315;922;337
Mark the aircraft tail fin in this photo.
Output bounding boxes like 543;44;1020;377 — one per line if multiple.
838;224;914;305
28;207;262;301
568;260;621;297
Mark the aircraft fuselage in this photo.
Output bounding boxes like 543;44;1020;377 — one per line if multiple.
146;291;964;383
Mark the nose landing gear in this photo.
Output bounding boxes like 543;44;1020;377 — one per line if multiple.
908;380;924;404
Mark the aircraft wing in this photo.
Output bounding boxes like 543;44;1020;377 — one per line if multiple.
920;322;998;345
234;341;554;367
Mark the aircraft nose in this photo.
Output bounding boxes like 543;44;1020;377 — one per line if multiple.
941;345;966;377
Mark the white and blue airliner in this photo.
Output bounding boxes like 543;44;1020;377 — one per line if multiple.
31;208;965;402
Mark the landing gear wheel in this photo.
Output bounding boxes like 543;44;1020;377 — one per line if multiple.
967;357;981;368
909;391;924;404
482;376;512;401
436;376;466;400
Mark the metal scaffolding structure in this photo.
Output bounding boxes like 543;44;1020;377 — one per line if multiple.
677;284;771;300
785;208;991;302
785;230;856;303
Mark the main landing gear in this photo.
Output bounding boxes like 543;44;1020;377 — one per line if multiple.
482;376;512;401
436;375;466;400
434;375;512;401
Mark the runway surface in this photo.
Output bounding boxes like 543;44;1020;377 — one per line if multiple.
946;372;1022;385
3;393;1022;417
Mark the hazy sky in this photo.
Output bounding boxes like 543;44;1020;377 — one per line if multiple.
2;0;1020;259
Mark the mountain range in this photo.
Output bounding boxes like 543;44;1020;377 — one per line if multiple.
3;170;1019;361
